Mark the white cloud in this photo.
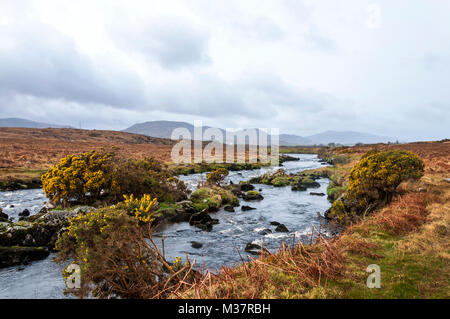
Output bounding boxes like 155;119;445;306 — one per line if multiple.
0;0;449;141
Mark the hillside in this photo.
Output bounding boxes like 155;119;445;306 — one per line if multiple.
0;127;175;170
123;120;396;146
0;118;72;129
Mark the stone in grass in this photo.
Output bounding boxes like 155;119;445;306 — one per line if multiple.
191;241;203;249
275;224;289;233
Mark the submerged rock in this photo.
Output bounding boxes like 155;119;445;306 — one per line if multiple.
275;224;289;232
291;185;307;191
224;205;235;212
258;228;272;236
245;242;262;255
190;241;203;249
242;206;256;211
310;192;326;196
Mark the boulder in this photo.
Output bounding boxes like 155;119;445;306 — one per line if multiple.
19;209;31;217
0;246;50;268
243;191;264;201
242;206;256;211
291;185;307;192
258;228;272;236
190;241;203;249
240;183;255;192
270;221;280;226
189;211;218;232
275;224;289;232
245;242;262;255
0;209;8;222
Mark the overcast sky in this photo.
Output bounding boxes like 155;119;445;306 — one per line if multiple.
0;0;449;141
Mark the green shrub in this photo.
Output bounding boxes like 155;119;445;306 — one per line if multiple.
206;168;229;185
42;151;189;206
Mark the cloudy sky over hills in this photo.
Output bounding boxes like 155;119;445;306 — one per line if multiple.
0;0;449;141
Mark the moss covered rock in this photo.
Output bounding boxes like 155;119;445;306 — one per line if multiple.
0;246;50;268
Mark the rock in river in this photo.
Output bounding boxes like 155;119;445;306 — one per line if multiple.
241;205;256;211
243;190;264;201
275;224;289;233
224;205;235;212
0;246;50;268
190;241;203;249
309;192;326;196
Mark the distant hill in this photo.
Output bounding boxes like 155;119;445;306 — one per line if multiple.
279;134;313;146
306;130;395;145
0;118;72;129
123;121;396;145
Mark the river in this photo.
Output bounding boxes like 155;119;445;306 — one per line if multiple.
0;154;330;298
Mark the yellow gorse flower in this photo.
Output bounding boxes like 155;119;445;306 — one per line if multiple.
123;194;158;223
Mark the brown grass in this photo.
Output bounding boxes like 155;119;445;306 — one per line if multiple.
0;127;176;170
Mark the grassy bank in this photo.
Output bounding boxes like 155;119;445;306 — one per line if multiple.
0;168;45;191
175;143;449;298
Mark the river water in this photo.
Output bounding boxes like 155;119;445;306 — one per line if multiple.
0;154;330;298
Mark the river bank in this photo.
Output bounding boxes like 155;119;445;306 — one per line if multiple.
0;153;333;298
176;142;450;298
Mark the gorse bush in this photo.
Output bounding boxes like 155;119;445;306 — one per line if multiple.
121;194;158;223
328;150;424;221
206;167;229;185
41;151;189;206
347;150;424;205
56;207;196;298
41;151;117;205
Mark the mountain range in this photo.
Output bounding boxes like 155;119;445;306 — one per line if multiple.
0;118;72;129
0;118;396;145
123;120;395;146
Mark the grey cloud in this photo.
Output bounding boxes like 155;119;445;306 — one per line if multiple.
0;21;146;108
114;17;211;70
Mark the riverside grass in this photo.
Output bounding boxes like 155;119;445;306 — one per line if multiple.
174;145;450;299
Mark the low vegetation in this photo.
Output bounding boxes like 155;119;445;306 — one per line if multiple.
41;151;189;207
327;150;424;223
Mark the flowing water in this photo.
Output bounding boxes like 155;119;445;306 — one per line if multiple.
0;154;330;298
